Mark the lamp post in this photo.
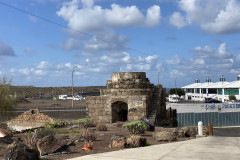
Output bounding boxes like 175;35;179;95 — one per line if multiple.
72;65;78;108
175;76;177;96
158;71;160;88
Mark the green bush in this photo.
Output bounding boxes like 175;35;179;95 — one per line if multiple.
229;95;236;100
74;118;95;129
36;128;56;139
0;76;15;117
122;120;148;135
44;121;69;128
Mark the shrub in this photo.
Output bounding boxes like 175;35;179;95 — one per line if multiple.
229;95;236;100
80;128;97;142
36;128;56;139
96;123;107;131
75;118;95;129
0;76;15;117
44;121;69;128
122;121;148;135
23;132;38;149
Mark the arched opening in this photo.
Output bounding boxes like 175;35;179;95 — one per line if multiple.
111;101;128;123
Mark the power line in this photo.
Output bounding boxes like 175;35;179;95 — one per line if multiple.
0;1;165;60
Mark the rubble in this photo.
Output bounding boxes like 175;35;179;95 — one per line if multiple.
7;109;54;132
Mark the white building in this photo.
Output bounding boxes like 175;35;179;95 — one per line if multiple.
182;74;240;102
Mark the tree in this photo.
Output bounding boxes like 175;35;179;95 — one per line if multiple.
229;95;236;100
0;76;15;117
169;88;185;96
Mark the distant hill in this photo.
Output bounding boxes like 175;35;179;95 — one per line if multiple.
9;86;106;98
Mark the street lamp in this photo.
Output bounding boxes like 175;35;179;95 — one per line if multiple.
175;76;177;96
72;65;78;107
158;71;160;88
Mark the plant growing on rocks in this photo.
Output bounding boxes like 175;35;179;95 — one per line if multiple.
75;118;95;129
122;120;147;135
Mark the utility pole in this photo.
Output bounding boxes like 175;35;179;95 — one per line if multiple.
158;71;160;88
72;66;78;107
175;77;177;96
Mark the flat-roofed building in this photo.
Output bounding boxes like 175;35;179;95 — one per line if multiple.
182;74;240;102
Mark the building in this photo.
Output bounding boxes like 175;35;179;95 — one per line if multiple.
86;72;168;125
182;74;240;102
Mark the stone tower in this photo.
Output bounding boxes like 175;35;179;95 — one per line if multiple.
86;72;166;124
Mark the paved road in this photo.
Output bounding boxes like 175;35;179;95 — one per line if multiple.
68;127;240;160
68;136;240;160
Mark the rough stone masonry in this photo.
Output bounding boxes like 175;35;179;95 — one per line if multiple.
86;72;167;124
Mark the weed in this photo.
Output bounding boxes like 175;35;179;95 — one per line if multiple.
71;130;79;134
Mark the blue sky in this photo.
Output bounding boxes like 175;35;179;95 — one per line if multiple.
1;0;240;87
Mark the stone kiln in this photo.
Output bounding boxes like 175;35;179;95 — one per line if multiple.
86;72;167;124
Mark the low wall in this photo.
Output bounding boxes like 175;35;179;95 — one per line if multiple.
167;103;240;113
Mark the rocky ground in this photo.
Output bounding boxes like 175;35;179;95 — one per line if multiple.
0;121;198;160
0;99;206;160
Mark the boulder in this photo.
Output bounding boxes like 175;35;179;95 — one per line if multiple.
36;135;74;156
126;135;146;148
153;131;176;141
5;141;39;160
179;127;197;138
0;136;13;144
109;135;126;148
140;116;155;131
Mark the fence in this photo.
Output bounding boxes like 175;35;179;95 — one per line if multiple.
177;112;240;127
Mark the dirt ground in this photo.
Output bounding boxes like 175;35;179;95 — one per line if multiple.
0;122;194;160
16;98;86;110
0;99;194;160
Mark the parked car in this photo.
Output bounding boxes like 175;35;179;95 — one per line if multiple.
205;99;222;103
204;98;212;103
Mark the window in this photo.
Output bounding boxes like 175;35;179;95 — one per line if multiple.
224;88;239;95
218;89;222;95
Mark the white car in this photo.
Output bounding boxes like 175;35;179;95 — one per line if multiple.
168;97;179;103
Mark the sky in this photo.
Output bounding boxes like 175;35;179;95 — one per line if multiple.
0;0;240;88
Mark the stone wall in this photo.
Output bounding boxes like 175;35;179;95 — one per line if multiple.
86;72;162;123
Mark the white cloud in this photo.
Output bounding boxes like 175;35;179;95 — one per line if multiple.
57;0;161;32
19;68;30;75
37;61;50;69
167;42;240;84
165;55;181;64
172;0;240;34
169;12;187;29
